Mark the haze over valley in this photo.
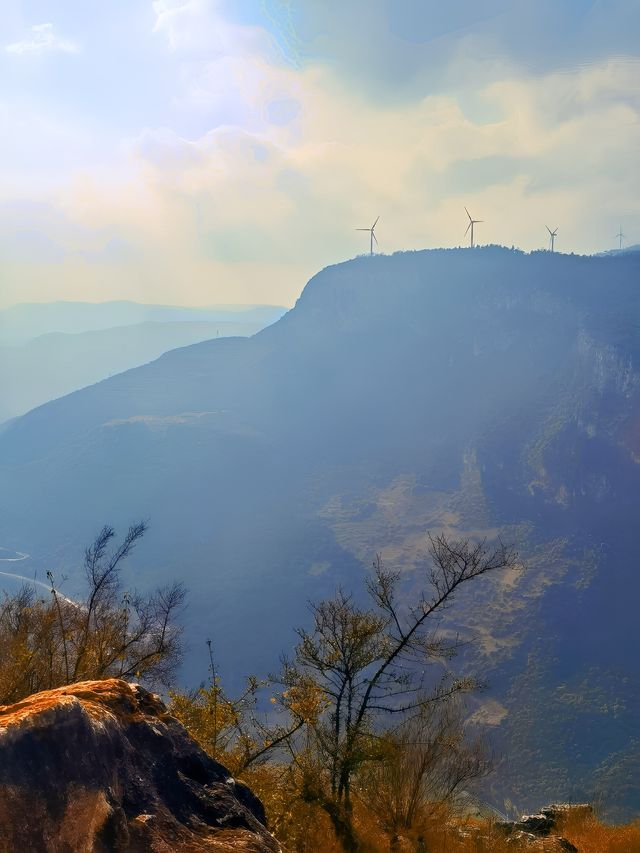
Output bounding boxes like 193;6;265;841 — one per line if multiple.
2;246;639;819
2;2;639;849
0;301;285;422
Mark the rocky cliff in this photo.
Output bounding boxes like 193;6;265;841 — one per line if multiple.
0;679;279;852
2;247;640;816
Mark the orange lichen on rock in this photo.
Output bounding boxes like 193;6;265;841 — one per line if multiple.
0;678;167;726
0;679;279;853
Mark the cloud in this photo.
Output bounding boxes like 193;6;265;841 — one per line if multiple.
5;23;79;56
152;0;297;131
18;55;630;307
261;0;640;103
153;0;273;59
0;1;639;309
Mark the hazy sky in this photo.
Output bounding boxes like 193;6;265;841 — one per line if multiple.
2;1;639;307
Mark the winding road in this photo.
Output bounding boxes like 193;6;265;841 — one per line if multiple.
0;547;50;594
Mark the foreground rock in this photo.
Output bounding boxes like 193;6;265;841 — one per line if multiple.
0;679;280;852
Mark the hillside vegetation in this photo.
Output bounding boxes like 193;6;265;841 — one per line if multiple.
3;525;637;851
1;248;639;817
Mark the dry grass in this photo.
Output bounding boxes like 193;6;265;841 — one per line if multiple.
233;758;640;853
262;801;640;853
557;813;640;853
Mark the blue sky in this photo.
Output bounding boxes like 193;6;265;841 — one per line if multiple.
1;1;639;307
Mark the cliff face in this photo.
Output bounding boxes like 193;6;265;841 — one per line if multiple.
2;247;640;816
0;679;279;853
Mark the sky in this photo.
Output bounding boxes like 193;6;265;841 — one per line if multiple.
1;0;639;308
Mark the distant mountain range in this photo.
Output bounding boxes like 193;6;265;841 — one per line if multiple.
0;249;638;818
0;301;285;345
0;302;285;422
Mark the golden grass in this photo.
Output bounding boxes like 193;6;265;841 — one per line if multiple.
557;813;640;853
229;753;640;853
258;799;640;853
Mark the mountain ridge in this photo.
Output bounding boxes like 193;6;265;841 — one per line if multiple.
1;246;639;817
0;318;286;423
0;300;286;345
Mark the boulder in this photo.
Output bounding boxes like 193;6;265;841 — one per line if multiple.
495;804;588;853
540;803;593;824
496;814;553;836
0;679;280;852
516;814;556;835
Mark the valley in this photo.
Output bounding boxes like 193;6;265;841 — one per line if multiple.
1;247;639;818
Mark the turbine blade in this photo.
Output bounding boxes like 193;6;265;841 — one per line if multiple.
373;233;379;245
546;226;552;235
465;206;472;222
464;222;471;236
372;216;380;229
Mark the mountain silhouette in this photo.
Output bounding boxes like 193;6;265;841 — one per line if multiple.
0;316;285;423
1;246;638;817
0;301;285;345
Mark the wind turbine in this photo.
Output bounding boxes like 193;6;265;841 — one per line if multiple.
356;216;379;255
616;226;625;251
464;207;482;248
546;226;558;252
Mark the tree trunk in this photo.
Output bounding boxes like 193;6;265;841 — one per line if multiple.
301;784;360;853
326;802;360;853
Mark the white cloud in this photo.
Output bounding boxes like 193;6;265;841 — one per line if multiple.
5;23;79;56
1;53;637;310
0;3;639;308
153;0;272;58
152;0;288;130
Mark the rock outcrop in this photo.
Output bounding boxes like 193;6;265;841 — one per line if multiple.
496;804;592;851
0;679;280;852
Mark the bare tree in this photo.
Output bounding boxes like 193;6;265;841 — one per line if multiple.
170;639;308;775
0;522;185;704
362;700;491;851
279;534;519;853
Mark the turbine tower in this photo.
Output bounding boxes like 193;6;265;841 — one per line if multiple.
546;226;558;252
464;207;482;248
616;226;625;251
356;216;379;255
